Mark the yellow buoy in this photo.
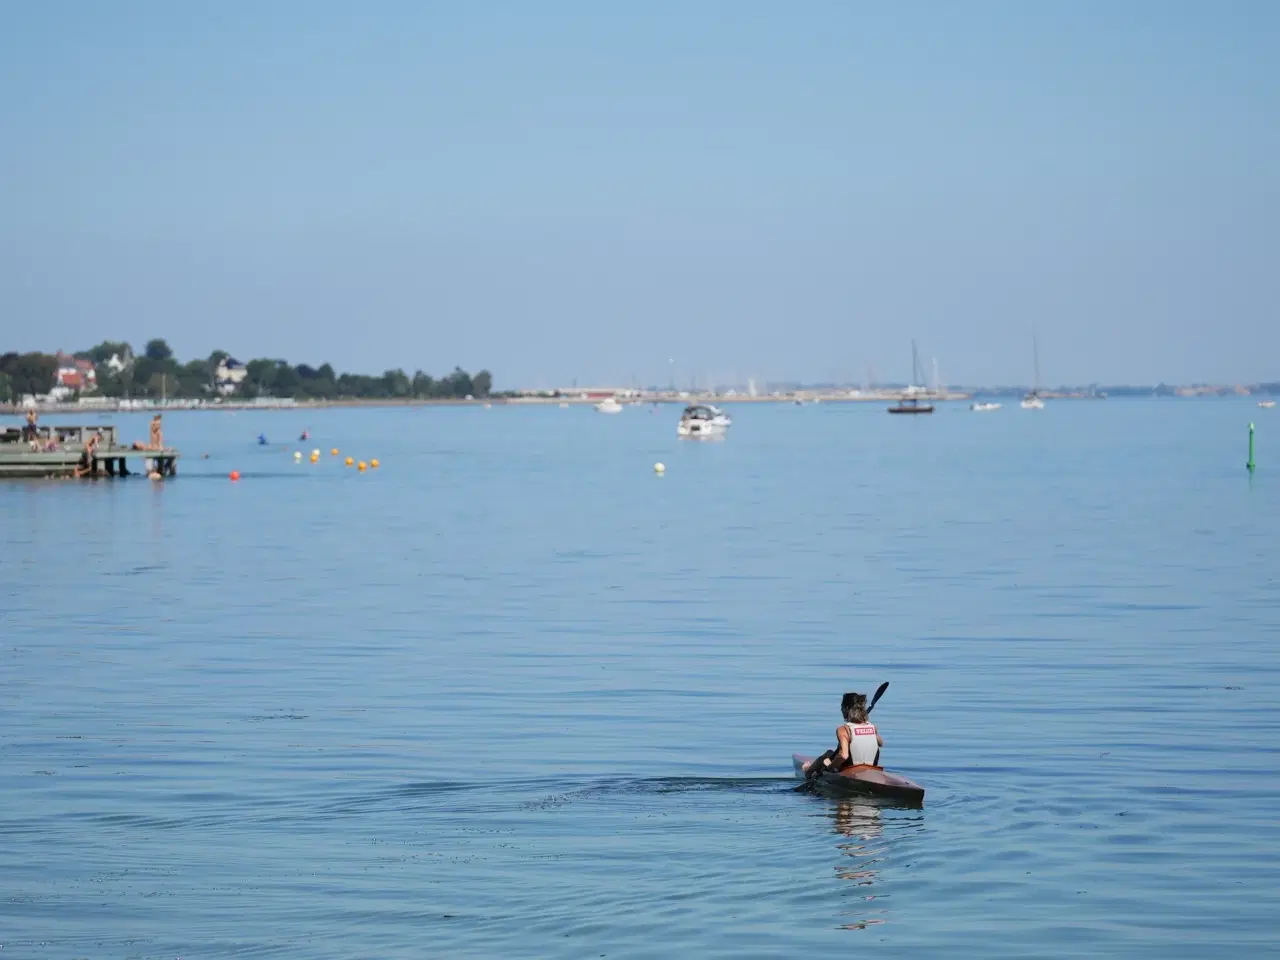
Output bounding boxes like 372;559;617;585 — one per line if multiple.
345;456;354;466
310;453;319;463
357;461;367;472
654;462;666;474
331;448;339;456
370;458;380;468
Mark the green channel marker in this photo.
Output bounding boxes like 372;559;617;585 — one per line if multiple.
1247;422;1256;472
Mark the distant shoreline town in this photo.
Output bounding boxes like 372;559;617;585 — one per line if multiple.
0;339;493;409
1;339;1275;412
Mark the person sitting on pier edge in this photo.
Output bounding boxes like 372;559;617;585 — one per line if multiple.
804;692;884;780
75;432;100;478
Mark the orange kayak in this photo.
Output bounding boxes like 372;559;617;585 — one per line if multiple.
793;754;925;806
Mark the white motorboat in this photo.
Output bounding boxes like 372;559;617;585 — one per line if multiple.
1259;400;1276;409
596;397;623;414
971;401;1001;412
677;403;731;437
1020;394;1044;410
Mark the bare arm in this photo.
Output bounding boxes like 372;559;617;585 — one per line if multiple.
836;726;851;762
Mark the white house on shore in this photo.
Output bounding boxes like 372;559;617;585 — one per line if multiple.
215;357;248;395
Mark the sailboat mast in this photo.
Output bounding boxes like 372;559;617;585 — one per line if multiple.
1032;331;1041;392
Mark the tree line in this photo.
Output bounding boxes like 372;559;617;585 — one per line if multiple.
0;339;493;402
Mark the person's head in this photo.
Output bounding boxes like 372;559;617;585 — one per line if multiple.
841;692;869;724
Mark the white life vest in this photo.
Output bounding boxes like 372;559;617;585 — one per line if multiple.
843;721;879;766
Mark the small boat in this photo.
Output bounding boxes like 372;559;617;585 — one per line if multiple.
888;340;935;414
970;401;1000;412
1021;331;1046;409
793;755;925;806
1259;400;1276;409
677;403;731;437
595;397;623;414
888;397;934;415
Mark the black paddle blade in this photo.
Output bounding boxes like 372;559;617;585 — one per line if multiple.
867;681;889;714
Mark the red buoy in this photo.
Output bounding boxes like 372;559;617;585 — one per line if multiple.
229;470;241;481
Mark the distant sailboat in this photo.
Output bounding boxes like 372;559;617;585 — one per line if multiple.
1021;332;1045;409
888;340;935;415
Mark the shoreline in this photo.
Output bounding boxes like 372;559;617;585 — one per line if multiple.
0;392;1222;416
10;390;1273;416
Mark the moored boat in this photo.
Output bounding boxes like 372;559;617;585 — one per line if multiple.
970;401;1001;412
1021;331;1046;409
792;754;925;806
888;397;934;415
677;403;731;437
888;340;935;415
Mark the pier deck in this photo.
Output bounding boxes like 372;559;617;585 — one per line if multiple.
0;424;180;479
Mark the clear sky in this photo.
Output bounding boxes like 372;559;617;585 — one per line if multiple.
1;1;1277;389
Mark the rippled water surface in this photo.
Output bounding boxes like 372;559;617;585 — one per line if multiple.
3;401;1278;957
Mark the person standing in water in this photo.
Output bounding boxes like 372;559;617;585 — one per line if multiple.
149;414;163;449
804;692;884;779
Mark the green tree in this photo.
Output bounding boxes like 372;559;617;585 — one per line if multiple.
245;358;278;394
383;368;411;397
472;370;492;397
445;366;473;398
179;359;209;398
145;338;173;362
0;352;58;397
132;353;181;397
412;370;434;397
79;340;134;365
273;361;299;395
0;370;12;403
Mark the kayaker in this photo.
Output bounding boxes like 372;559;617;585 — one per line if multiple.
804;691;884;780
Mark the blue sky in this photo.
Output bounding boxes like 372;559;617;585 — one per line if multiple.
1;1;1276;388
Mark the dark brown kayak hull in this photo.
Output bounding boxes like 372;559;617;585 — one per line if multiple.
793;754;925;806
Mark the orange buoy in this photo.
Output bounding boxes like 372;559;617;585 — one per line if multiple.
370;458;380;468
230;470;241;481
357;461;367;472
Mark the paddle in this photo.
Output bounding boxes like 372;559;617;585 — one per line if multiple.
866;681;888;767
867;681;889;715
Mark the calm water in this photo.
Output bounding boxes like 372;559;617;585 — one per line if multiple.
3;400;1278;958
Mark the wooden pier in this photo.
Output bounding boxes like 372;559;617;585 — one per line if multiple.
0;424;180;479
